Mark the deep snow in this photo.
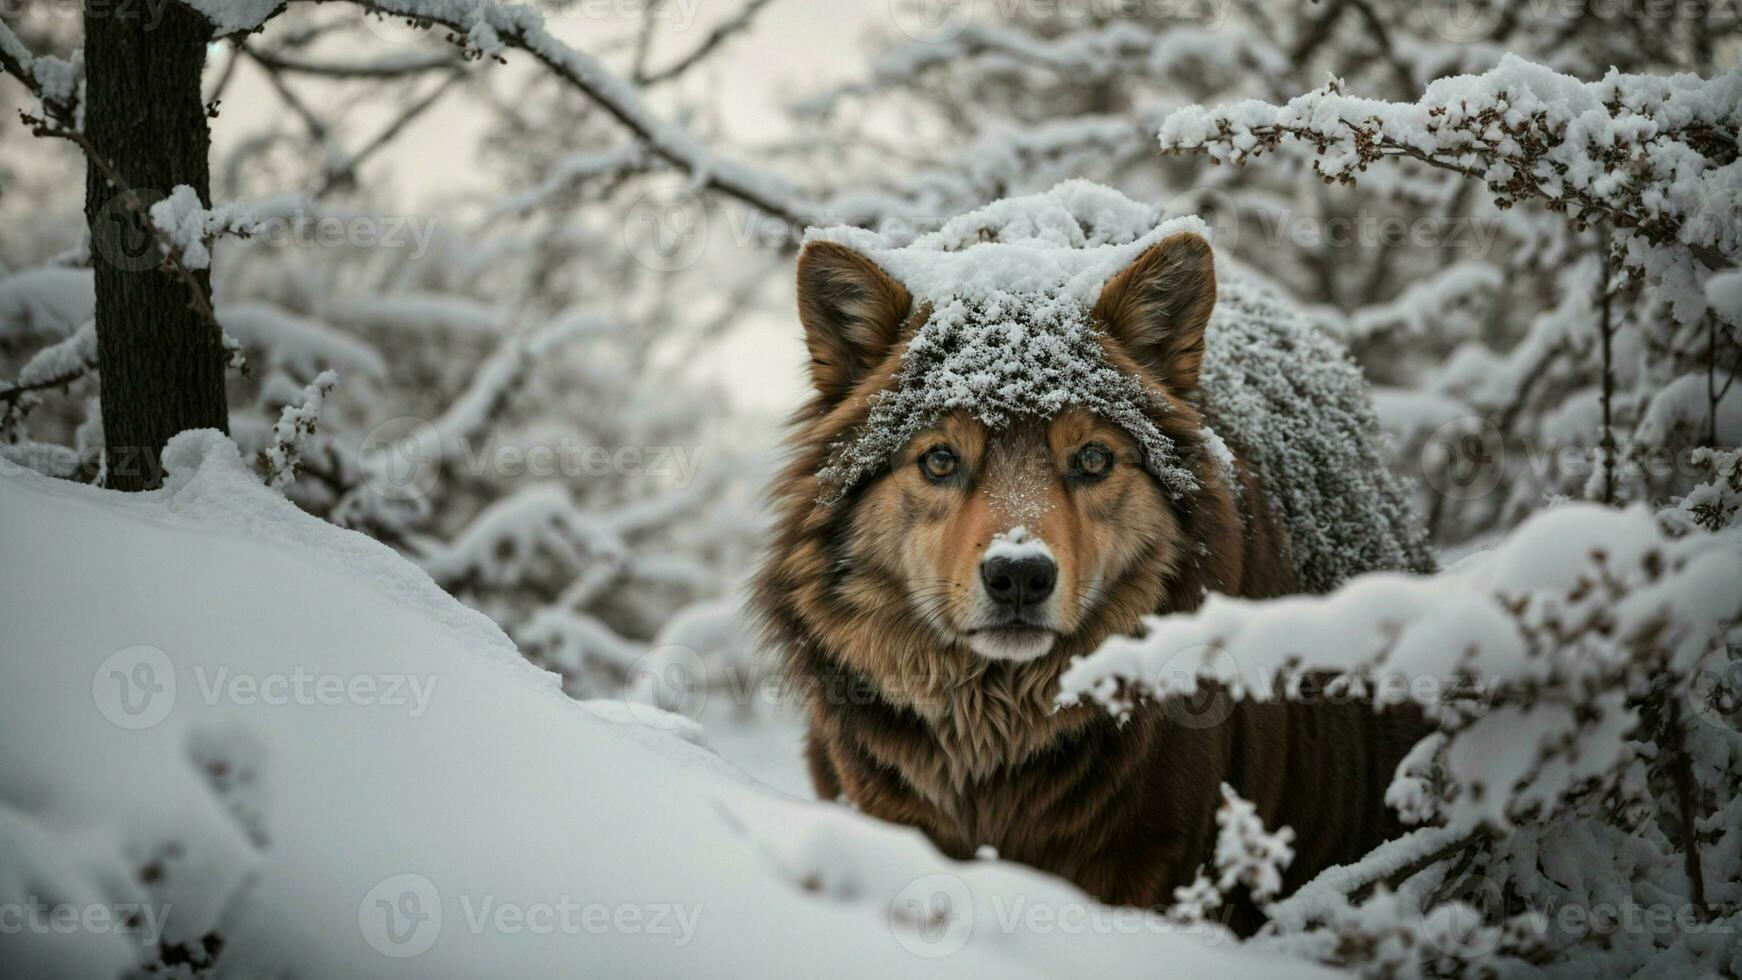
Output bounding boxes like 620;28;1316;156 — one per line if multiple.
0;431;1333;978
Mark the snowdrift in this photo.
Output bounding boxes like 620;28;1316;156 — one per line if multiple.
0;431;1329;978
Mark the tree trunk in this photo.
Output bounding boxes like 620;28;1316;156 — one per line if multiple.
83;1;228;491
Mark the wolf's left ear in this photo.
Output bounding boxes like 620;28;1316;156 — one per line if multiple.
796;241;914;402
1092;232;1216;394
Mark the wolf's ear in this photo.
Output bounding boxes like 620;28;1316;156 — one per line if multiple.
796;241;912;401
1092;232;1216;394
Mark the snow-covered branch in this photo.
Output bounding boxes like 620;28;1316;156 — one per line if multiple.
1060;503;1742;829
1157;56;1741;290
307;0;831;229
258;369;339;489
0;23;81;129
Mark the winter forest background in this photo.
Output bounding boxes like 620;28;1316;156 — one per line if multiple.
2;0;1741;977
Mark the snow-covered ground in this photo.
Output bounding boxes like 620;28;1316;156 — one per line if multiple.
0;431;1332;978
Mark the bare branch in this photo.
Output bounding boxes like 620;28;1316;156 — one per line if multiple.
636;0;778;87
246;46;463;78
313;0;827;229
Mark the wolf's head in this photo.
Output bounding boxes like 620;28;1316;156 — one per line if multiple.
762;227;1238;688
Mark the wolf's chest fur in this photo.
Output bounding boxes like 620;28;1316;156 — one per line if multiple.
802;658;1427;921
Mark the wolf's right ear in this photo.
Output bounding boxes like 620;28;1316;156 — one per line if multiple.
796;241;912;401
1093;232;1216;395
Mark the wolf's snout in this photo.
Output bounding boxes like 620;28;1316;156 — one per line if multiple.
981;554;1057;609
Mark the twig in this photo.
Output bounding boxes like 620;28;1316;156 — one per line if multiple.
26;119;218;325
637;0;778;86
314;68;466;194
245;46;462;78
1597;231;1616;504
1661;695;1709;920
316;0;825;228
0;24;79;128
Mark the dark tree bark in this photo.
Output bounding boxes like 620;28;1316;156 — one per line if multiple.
83;1;228;491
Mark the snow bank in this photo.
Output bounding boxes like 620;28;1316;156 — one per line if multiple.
0;432;1330;978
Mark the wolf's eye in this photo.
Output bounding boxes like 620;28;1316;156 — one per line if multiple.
919;446;959;482
1071;443;1115;480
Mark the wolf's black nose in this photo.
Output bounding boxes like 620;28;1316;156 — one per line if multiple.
981;555;1057;609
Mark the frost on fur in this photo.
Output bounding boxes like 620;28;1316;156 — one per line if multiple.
814;299;1196;504
809;183;1432;589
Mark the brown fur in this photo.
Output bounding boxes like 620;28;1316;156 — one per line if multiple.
754;235;1429;932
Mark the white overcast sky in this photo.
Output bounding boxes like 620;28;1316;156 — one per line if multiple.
212;0;892;417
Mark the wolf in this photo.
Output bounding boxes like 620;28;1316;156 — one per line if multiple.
753;184;1436;929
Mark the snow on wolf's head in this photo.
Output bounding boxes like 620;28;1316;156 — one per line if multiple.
759;183;1241;679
